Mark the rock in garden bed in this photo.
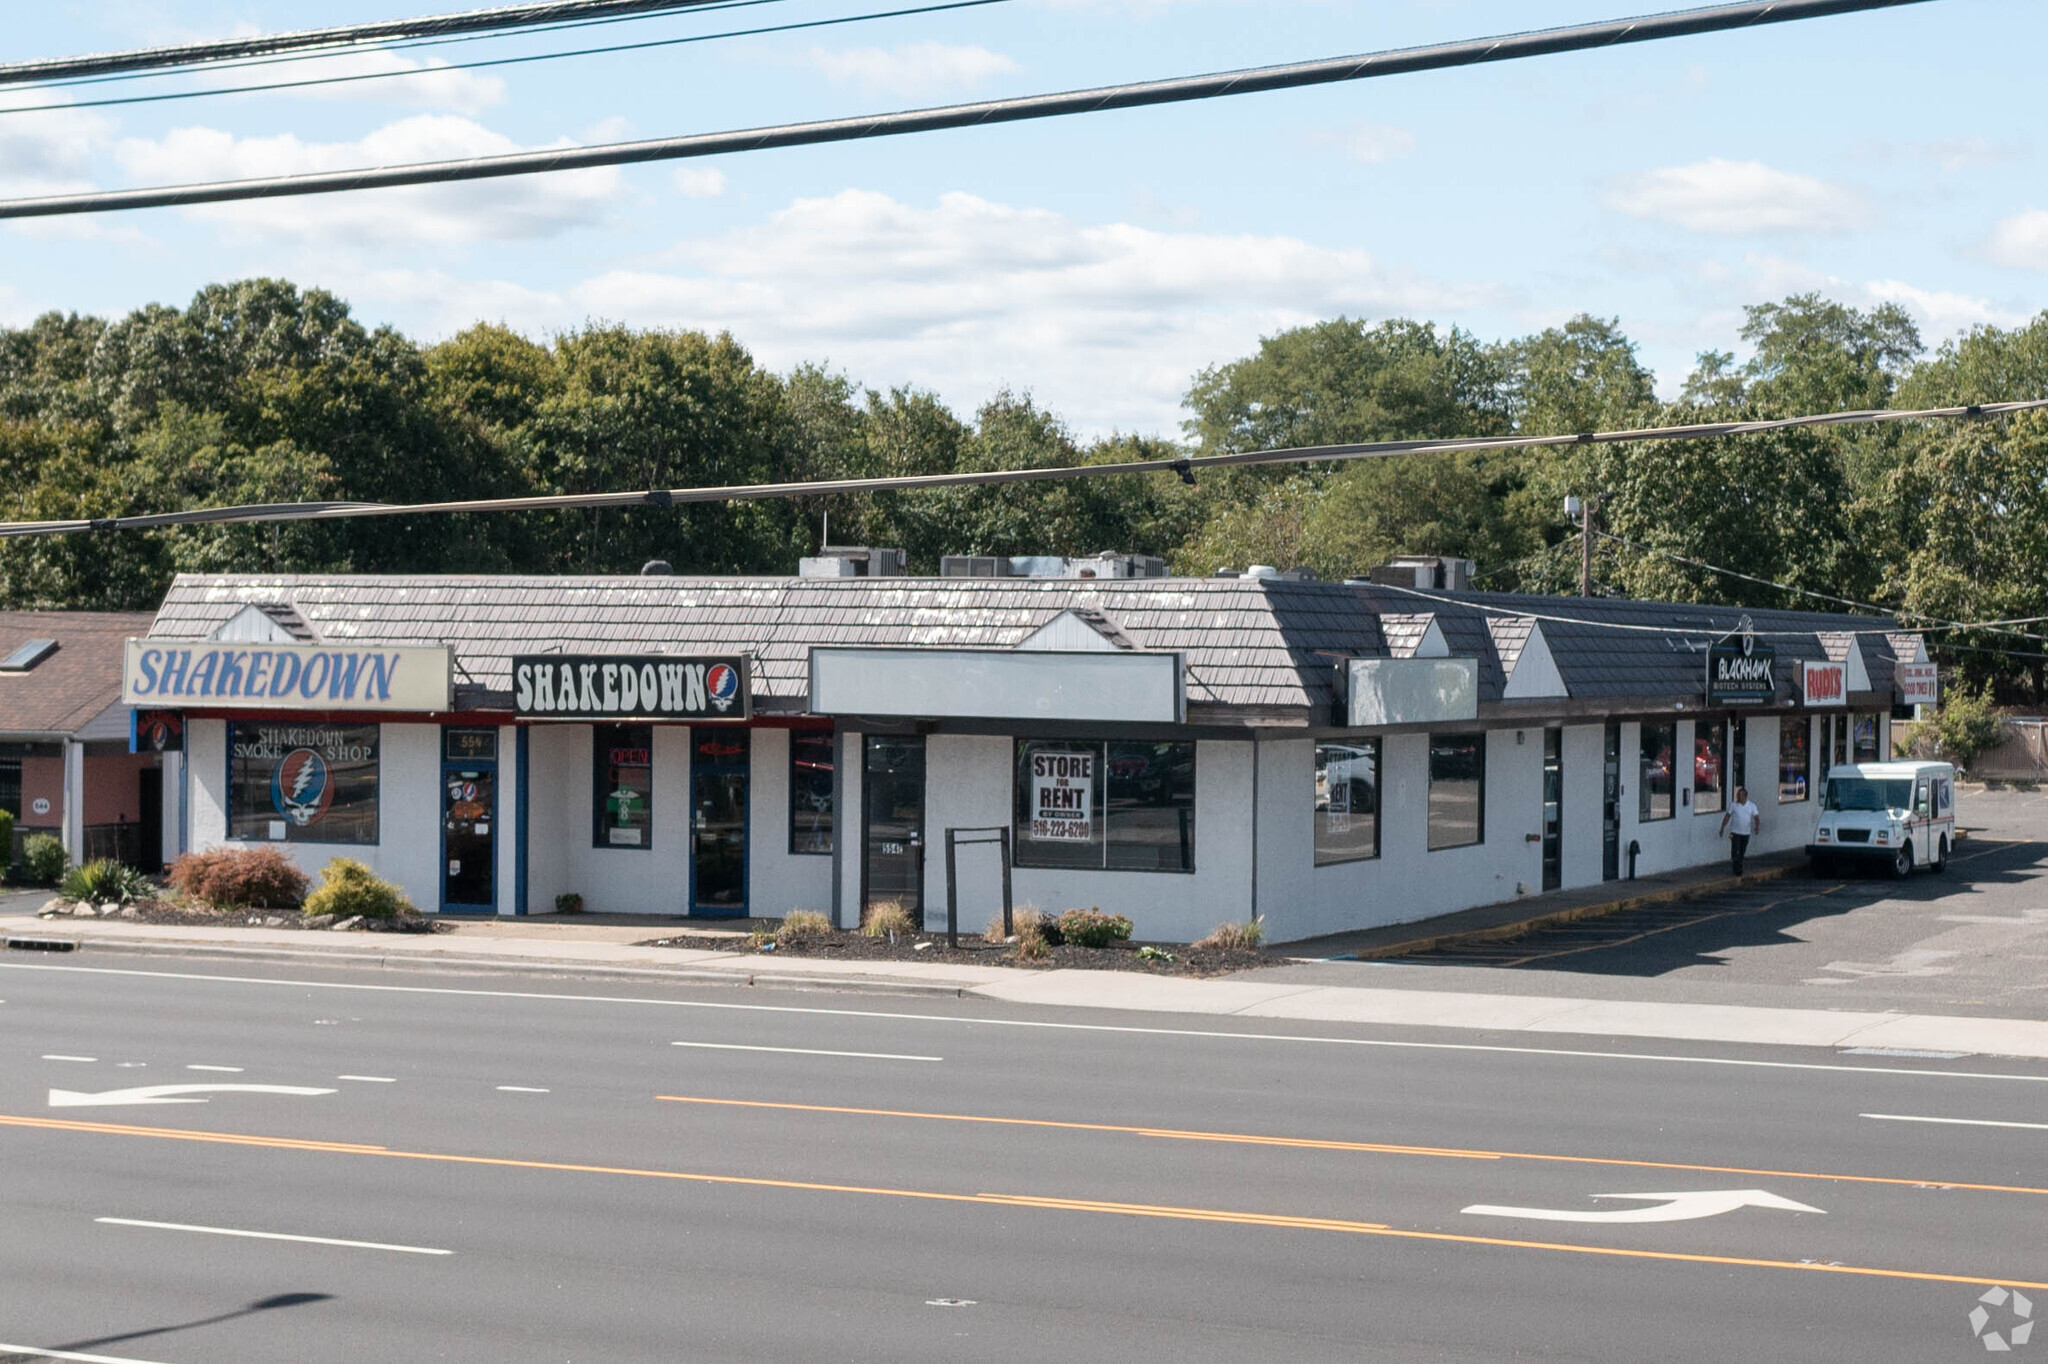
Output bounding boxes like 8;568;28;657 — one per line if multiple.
637;926;1266;977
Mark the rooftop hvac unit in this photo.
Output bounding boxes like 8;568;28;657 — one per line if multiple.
799;546;908;578
940;555;1009;578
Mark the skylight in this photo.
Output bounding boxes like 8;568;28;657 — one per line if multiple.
0;639;57;671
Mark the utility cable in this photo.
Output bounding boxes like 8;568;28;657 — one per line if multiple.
0;1;763;86
0;397;2033;541
0;0;1012;117
0;0;1933;219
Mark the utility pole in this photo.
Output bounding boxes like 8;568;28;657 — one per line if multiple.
1566;494;1596;597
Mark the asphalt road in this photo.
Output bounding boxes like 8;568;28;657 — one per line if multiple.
1255;788;2048;1019
0;953;2044;1362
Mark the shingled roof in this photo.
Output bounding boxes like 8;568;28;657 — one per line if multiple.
148;574;1392;718
0;611;158;737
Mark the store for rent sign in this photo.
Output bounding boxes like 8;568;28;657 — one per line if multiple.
1029;750;1094;842
1899;662;1939;705
1801;661;1846;707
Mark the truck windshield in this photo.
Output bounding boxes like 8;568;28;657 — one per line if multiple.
1825;777;1913;813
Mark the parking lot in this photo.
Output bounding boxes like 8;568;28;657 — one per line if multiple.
1251;787;2048;1020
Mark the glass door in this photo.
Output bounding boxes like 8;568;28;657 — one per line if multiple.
1542;728;1562;893
863;735;925;919
691;730;749;917
1601;722;1621;882
441;729;498;912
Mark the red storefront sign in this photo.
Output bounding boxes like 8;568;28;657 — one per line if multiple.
1802;661;1846;706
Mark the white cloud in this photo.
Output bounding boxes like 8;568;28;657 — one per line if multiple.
1863;278;2028;336
1983;210;2048;273
550;188;1496;434
198;49;506;114
1329;122;1415;165
672;166;727;199
0;92;116;198
1605;158;1870;235
112;115;624;246
802;42;1019;97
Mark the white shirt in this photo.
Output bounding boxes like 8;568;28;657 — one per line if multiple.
1725;800;1760;836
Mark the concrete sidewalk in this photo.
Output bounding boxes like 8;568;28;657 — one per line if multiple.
8;900;2048;1064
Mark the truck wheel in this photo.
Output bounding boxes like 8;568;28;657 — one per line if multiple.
1891;843;1915;879
1932;837;1949;874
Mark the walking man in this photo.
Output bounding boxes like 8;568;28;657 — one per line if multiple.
1720;785;1761;875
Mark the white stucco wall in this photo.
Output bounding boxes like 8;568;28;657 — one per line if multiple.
748;727;835;919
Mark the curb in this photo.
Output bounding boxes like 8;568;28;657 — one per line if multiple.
6;933;980;998
1346;862;1801;962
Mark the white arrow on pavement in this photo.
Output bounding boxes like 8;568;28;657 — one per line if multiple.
1461;1189;1825;1223
48;1084;336;1109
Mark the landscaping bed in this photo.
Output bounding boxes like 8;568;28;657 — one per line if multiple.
638;925;1267;977
36;897;446;932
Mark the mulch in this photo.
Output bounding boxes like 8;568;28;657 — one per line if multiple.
37;897;445;933
638;928;1266;977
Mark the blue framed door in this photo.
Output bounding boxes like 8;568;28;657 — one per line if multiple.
690;730;749;917
441;729;498;913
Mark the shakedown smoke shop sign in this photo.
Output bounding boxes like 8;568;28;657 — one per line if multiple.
512;655;751;720
1707;623;1775;707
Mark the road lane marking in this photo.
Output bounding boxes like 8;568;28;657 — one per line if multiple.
1461;1190;1825;1223
0;1344;177;1364
1863;1113;2048;1132
48;1084;336;1109
495;1086;550;1093
671;1041;942;1062
2;1111;2041;1293
184;1065;243;1073
41;1055;95;1063
95;1217;452;1255
653;1095;2048;1197
336;1075;395;1083
8;961;2048;1084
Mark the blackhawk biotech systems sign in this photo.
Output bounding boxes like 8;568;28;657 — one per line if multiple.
511;655;751;720
1706;630;1775;707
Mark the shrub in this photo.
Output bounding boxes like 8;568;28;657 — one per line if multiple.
1056;907;1134;949
988;904;1046;945
1899;682;2006;772
861;900;915;938
1013;932;1050;962
1195;916;1266;952
168;846;310;909
302;858;412;920
0;808;13;875
22;834;67;886
777;909;833;942
554;892;584;915
61;858;152;907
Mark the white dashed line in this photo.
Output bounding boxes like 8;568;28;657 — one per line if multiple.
671;1041;943;1062
1862;1112;2048;1132
337;1075;396;1083
41;1054;95;1063
495;1085;550;1093
96;1217;452;1256
185;1064;243;1073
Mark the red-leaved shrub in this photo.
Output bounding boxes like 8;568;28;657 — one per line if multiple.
167;846;310;909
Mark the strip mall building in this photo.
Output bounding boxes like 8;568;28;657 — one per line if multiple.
123;559;1937;943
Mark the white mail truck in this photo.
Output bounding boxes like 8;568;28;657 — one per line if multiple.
1807;760;1957;877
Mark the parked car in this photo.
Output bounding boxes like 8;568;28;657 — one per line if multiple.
1807;760;1956;877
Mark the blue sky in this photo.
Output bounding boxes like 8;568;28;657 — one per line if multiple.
4;0;2042;436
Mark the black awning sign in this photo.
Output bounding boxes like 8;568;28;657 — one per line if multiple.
1707;631;1774;706
512;655;751;720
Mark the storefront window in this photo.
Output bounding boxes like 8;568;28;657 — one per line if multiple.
1779;717;1810;803
1314;741;1380;865
228;722;379;844
1013;739;1194;872
1694;721;1726;815
1853;713;1881;763
1639;722;1675;821
0;758;17;820
593;724;653;849
1427;733;1485;851
789;730;834;855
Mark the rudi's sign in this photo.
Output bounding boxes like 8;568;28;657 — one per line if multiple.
512;655;751;720
1706;625;1775;707
124;640;452;712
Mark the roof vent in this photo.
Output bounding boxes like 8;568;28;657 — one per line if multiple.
800;546;907;578
640;559;675;576
0;638;57;671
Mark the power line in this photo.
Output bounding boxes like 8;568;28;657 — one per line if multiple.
0;0;1012;118
0;2;754;86
0;0;1932;220
0;397;2033;540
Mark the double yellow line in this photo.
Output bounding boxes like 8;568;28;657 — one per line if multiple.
5;1109;2044;1292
